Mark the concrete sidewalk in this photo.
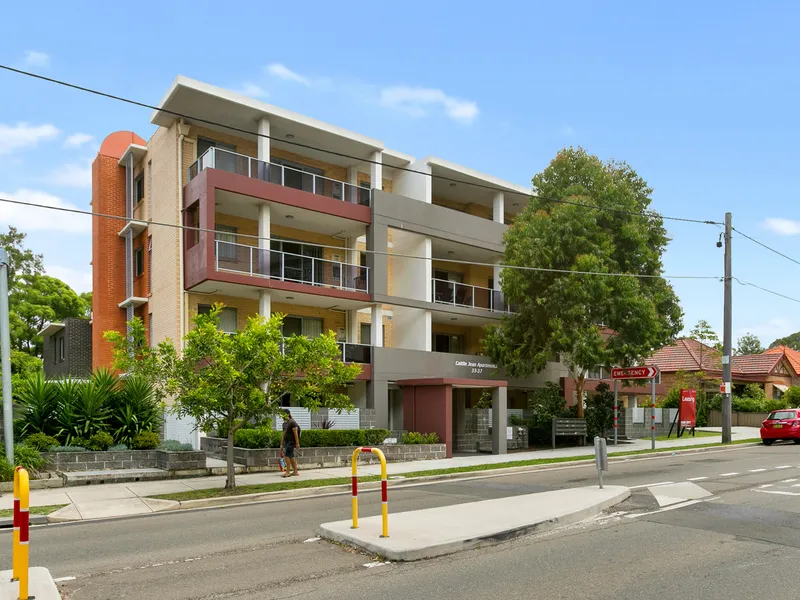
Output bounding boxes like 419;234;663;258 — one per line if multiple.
319;485;631;561
0;427;758;522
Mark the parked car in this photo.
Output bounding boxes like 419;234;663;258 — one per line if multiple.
760;409;800;445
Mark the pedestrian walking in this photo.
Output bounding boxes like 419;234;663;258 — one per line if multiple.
280;411;301;477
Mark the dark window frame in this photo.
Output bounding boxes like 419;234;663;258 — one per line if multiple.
134;246;144;278
134;172;145;204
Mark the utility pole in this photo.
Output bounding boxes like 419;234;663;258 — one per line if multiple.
722;213;733;444
0;249;13;459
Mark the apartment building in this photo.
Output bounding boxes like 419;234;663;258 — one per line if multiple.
91;76;568;456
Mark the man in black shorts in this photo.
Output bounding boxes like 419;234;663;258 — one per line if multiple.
280;411;301;477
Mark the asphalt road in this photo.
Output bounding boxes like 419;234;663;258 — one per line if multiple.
5;443;800;599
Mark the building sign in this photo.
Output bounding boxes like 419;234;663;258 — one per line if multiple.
455;360;497;375
679;389;697;428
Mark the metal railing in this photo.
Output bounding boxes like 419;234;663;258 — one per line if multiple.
188;147;371;206
338;342;371;364
215;240;369;292
431;278;512;313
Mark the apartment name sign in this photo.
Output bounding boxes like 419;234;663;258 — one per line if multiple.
455;360;497;375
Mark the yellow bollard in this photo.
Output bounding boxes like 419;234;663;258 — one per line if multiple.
13;467;30;599
350;447;389;538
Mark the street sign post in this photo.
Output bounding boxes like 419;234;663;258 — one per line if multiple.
610;366;660;450
594;436;608;489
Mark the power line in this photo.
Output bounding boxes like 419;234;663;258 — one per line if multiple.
731;226;800;268
0;196;721;281
0;64;722;227
733;277;800;305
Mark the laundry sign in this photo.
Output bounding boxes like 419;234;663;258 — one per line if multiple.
455;360;497;375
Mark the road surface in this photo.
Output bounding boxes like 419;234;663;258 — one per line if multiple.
3;443;800;599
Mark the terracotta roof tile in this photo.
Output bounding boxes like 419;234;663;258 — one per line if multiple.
731;353;783;375
764;345;800;376
646;339;721;373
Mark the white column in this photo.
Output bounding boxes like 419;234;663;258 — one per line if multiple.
370;151;383;191
423;310;432;351
493;191;505;223
347;166;359;186
257;118;270;162
259;290;271;318
423;237;432;302
371;304;383;347
259;203;270;250
347;309;359;343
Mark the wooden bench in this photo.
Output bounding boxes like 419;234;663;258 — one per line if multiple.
552;418;587;449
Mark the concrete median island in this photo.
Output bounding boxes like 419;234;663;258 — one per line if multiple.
319;485;630;561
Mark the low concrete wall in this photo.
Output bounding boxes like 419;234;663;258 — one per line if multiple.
201;437;446;469
707;409;769;428
42;450;206;472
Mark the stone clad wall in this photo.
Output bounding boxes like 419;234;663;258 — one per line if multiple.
42;450;206;472
201;437;446;470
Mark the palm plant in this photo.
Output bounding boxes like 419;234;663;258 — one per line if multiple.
111;376;162;446
16;372;58;436
55;377;84;445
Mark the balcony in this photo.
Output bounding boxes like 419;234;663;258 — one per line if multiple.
188;147;370;206
215;240;368;293
431;278;512;313
339;342;371;364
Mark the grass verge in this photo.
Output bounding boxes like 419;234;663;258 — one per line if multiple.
152;438;761;503
0;504;67;519
655;430;718;442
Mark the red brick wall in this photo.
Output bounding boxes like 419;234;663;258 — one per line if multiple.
91;154;127;370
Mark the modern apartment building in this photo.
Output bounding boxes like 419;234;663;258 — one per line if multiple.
91;76;569;456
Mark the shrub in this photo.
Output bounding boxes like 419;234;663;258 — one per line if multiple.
16;372;58;437
158;440;195;452
86;432;114;451
71;438;91;449
2;445;47;475
131;432;160;450
660;388;680;409
764;398;789;413
235;428;281;449
108;443;128;451
301;429;391;448
585;382;615;439
0;458;14;482
402;432;439;444
217;419;255;439
23;433;59;452
732;396;765;413
509;415;526;427
742;383;766;402
783;386;800;408
110;376;163;447
49;446;87;452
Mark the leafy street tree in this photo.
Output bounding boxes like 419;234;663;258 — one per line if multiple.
735;332;764;356
79;292;92;318
770;331;800;350
483;147;683;417
108;306;362;489
0;226;44;283
689;319;720;366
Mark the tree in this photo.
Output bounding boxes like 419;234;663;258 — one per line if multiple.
10;274;88;354
0;226;43;283
689;320;719;366
735;332;764;356
770;331;800;350
585;382;615;438
483;147;683;417
79;292;92;318
114;306;362;489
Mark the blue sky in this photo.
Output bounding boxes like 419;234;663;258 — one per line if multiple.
1;0;799;347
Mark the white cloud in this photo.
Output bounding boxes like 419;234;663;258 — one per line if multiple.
46;264;92;294
562;125;576;137
763;217;800;236
379;86;479;124
64;133;95;148
0;189;90;234
48;158;92;188
266;63;312;86
736;318;796;344
24;50;50;68
0;122;59;154
237;82;268;98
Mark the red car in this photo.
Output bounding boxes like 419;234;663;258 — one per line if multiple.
761;409;800;445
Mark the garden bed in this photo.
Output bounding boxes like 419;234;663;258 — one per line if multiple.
41;449;206;472
201;437;446;469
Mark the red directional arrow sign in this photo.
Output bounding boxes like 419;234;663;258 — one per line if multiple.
610;366;659;380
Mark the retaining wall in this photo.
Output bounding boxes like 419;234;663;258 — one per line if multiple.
41;450;207;472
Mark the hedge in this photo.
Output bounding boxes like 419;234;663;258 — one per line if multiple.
231;428;391;449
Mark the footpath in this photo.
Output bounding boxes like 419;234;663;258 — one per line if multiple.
0;427;760;523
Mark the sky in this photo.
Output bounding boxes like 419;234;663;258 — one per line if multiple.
1;0;800;347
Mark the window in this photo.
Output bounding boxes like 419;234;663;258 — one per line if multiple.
197;137;236;158
134;172;145;204
360;252;367;267
433;333;463;354
57;336;65;363
272;158;323;193
184;203;199;249
359;322;385;345
198;304;238;333
283;316;324;338
135;247;144;277
767;410;797;421
359;181;371;205
215;225;238;261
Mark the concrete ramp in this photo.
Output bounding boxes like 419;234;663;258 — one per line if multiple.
319;485;630;561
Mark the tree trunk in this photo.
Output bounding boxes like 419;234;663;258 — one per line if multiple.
226;423;236;490
575;376;585;418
